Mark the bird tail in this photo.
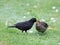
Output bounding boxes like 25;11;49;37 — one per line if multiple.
8;25;15;28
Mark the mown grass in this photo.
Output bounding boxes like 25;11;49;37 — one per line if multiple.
0;0;60;45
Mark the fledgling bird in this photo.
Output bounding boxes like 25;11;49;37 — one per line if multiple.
8;18;36;32
36;21;48;33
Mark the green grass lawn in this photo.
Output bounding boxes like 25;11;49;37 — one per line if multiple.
0;0;60;45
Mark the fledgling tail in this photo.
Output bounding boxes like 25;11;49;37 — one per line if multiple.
8;25;15;28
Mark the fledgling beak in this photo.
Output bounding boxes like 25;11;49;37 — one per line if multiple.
48;26;53;29
36;20;39;23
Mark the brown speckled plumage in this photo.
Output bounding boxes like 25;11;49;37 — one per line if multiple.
36;21;48;33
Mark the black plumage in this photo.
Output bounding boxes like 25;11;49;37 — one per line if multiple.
36;21;48;33
8;18;36;32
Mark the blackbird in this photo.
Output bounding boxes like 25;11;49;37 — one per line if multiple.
36;21;48;33
8;18;36;32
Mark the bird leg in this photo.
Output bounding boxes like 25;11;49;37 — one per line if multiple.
25;30;27;33
22;30;24;33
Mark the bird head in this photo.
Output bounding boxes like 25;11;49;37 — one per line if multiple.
29;18;36;23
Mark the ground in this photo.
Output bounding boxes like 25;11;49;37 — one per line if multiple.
0;0;60;45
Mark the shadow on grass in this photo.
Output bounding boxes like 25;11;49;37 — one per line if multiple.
37;31;48;36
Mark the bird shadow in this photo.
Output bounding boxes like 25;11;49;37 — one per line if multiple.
37;32;47;36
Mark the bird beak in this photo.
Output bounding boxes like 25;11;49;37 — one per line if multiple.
48;26;53;30
35;20;39;24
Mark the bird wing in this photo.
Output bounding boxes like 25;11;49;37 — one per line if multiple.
15;21;29;27
15;21;32;30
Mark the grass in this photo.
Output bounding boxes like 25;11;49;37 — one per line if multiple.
0;0;60;45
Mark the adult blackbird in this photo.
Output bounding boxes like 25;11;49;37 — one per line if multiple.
36;21;48;33
8;18;36;32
